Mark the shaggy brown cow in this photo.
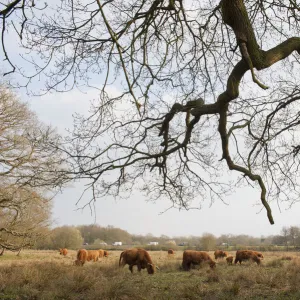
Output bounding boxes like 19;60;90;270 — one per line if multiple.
226;256;234;265
253;251;264;259
59;248;68;256
234;250;261;265
182;250;216;270
168;249;174;255
214;250;228;260
119;248;158;274
98;249;105;258
74;249;88;266
87;250;100;262
98;249;109;258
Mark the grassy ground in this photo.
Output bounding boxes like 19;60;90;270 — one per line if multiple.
1;250;300;299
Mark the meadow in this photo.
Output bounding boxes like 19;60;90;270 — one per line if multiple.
1;250;300;300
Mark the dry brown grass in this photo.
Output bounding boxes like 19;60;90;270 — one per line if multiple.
1;250;300;299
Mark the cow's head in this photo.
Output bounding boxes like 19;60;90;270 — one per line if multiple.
74;259;84;266
257;253;264;259
209;261;217;269
104;250;109;257
252;255;261;264
147;263;156;274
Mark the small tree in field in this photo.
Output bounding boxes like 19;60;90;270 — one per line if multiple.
51;226;83;250
200;233;217;251
2;1;300;224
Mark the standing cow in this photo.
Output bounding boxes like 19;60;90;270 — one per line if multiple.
98;249;109;258
253;251;264;259
182;250;216;270
74;249;88;266
214;250;228;260
59;248;68;256
119;248;158;274
234;250;261;265
226;256;234;265
87;250;100;262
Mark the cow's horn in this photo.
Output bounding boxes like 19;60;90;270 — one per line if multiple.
156;266;160;270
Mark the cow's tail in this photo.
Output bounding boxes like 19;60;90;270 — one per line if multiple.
119;251;125;267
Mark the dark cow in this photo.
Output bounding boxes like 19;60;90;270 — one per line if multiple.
74;249;88;266
226;256;234;265
214;250;228;259
234;250;261;265
119;248;158;274
168;249;174;255
182;250;216;270
59;248;68;256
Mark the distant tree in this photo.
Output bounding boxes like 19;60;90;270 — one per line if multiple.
51;226;83;250
200;233;216;251
272;235;286;246
78;224;132;245
281;227;290;250
165;240;176;246
288;226;300;249
93;238;107;246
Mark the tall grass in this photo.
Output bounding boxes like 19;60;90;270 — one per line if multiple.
1;250;300;299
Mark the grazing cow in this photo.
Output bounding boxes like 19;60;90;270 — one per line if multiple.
98;249;109;258
98;249;105;258
168;249;174;255
182;250;216;270
234;250;261;265
226;256;234;265
253;251;264;259
119;248;158;274
59;248;68;256
214;250;228;260
87;250;100;262
74;249;88;266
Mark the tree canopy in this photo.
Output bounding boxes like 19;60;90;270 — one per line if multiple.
0;85;66;251
1;0;300;224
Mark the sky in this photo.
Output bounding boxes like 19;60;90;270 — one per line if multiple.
22;88;300;238
2;1;300;239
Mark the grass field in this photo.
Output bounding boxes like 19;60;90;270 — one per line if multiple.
1;250;300;299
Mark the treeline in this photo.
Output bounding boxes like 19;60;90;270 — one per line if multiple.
34;224;300;251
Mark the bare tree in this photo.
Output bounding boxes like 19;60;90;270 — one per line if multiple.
0;186;52;251
2;0;300;224
0;85;67;189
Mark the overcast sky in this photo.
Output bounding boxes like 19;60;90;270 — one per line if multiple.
19;87;300;238
2;1;300;238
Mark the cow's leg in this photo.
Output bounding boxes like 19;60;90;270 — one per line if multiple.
129;265;134;273
137;263;142;272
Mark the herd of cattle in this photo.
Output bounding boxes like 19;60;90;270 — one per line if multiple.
59;247;264;274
